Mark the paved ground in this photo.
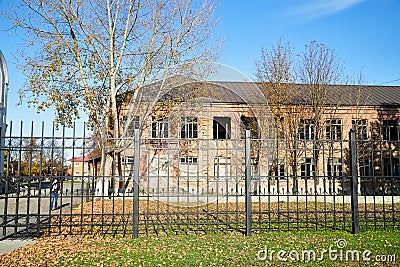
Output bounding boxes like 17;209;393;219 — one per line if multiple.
0;184;86;255
0;239;35;254
0;181;90;240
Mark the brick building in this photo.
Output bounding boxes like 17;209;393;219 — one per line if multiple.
114;80;400;195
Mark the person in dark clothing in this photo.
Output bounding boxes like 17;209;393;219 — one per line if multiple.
50;177;60;210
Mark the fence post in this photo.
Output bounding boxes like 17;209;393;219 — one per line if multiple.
245;129;252;236
2;176;9;237
133;129;140;238
349;129;360;234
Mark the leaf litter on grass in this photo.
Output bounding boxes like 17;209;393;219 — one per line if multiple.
1;199;399;266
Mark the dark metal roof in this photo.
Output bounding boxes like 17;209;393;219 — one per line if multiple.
204;82;400;106
330;84;400;106
282;84;400;106
121;79;400;107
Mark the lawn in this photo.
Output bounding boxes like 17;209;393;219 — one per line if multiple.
1;229;399;266
48;199;400;236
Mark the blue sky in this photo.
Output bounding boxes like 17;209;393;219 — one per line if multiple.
1;0;400;126
215;0;400;84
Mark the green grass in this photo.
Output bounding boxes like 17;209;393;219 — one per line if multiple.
2;229;399;266
5;198;398;266
69;230;400;267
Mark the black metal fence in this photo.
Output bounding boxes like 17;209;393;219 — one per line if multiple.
0;121;399;239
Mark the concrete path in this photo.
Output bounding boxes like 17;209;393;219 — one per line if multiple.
0;239;35;254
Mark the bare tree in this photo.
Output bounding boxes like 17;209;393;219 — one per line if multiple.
256;40;348;192
297;40;343;140
43;139;65;175
256;39;312;192
256;39;296;133
297;41;344;183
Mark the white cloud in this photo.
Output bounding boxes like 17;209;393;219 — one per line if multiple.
288;0;365;20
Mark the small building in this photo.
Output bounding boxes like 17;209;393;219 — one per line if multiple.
66;156;90;178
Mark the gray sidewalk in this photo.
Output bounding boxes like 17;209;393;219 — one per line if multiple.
1;182;89;240
0;239;35;254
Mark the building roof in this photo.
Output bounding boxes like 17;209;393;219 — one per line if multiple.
217;82;400;107
289;84;400;107
120;78;400;107
86;149;102;161
68;156;89;162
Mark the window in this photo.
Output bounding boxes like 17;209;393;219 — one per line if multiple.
382;120;398;141
241;157;259;179
122;156;134;165
274;163;286;180
327;158;343;180
384;158;399;179
240;116;258;138
151;116;169;138
325;119;342;140
251;158;259;179
359;158;371;179
301;158;315;179
122;115;139;136
179;157;198;178
214;157;231;179
299;119;315;140
122;156;135;171
180;117;198;138
213;117;231;139
352;119;368;140
180;157;198;164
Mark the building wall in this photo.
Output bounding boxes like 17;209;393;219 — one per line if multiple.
66;159;89;178
116;101;400;195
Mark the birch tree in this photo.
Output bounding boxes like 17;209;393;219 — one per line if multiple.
4;0;219;186
5;0;218;142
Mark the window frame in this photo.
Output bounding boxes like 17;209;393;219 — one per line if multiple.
180;117;198;139
300;158;315;179
214;156;231;179
352;119;368;140
213;116;231;140
359;157;371;180
382;119;398;141
327;158;343;180
122;115;139;136
240;116;259;139
151;116;169;139
325;119;342;140
274;163;286;180
180;157;198;165
299;119;315;140
383;157;400;180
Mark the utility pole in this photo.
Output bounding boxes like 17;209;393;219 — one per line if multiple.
0;50;9;176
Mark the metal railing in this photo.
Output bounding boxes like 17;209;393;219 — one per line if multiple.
0;121;399;239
